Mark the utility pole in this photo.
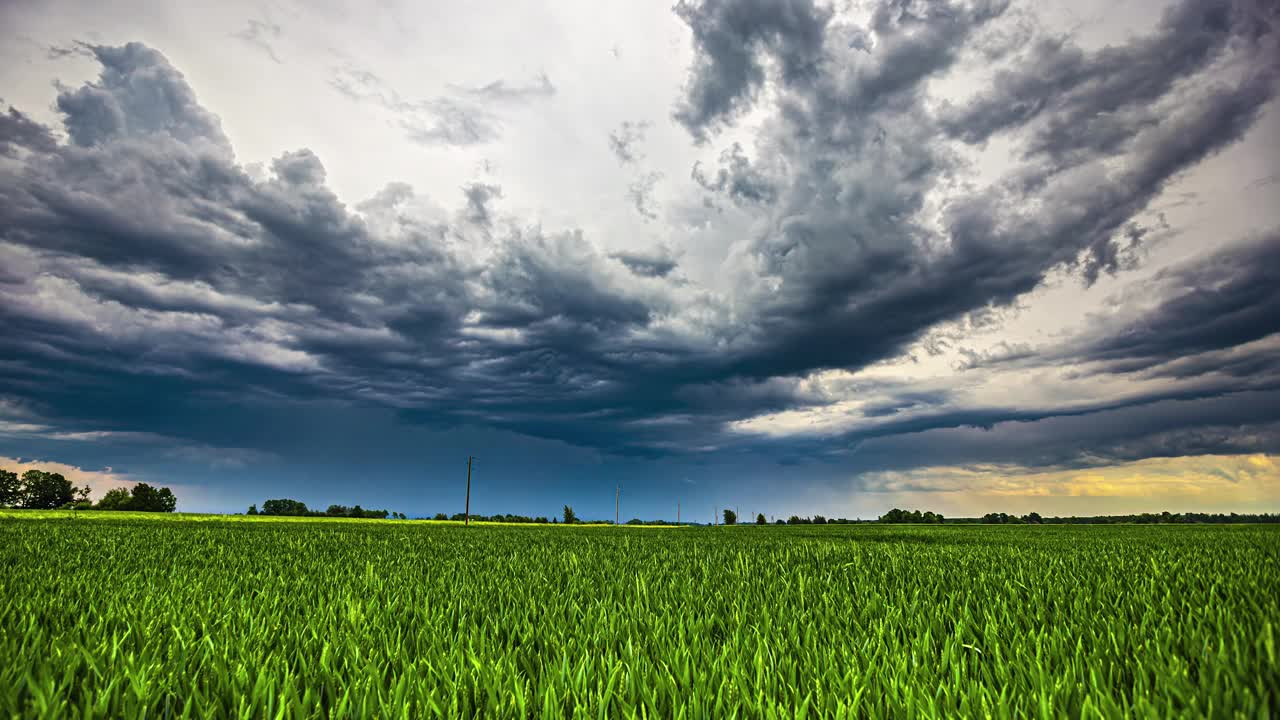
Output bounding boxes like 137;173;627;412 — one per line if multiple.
464;455;473;526
677;502;680;526
615;484;620;526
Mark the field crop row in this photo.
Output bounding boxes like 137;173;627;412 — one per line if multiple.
1;515;1276;718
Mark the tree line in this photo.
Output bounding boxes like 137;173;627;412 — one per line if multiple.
248;499;402;519
1;468;176;511
873;508;1280;524
975;511;1280;524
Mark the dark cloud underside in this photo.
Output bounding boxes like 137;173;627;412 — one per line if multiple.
1;0;1278;479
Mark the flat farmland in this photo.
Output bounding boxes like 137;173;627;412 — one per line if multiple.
1;514;1276;718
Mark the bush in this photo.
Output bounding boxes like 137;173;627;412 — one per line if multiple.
96;488;133;511
261;499;310;516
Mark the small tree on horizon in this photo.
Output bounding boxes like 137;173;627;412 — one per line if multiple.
756;513;766;525
723;509;737;525
563;505;577;524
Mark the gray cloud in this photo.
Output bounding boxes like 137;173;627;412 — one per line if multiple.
1080;232;1280;378
463;182;503;226
939;0;1271;156
691;141;775;205
627;171;663;220
608;120;649;164
610;248;678;278
673;0;831;140
55;43;232;155
843;390;1280;474
2;0;1277;477
453;73;556;102
331;66;555;147
664;0;1276;387
233;19;283;63
0;106;57;156
954;341;1036;371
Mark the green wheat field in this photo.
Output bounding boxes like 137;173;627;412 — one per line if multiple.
1;512;1277;718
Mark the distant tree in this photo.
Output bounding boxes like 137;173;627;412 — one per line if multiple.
626;518;643;525
18;470;88;509
563;505;577;524
812;515;827;525
96;487;132;511
775;518;786;525
261;498;309;516
879;508;944;524
128;483;177;512
756;513;766;525
0;469;19;507
722;509;737;525
247;504;259;515
1023;512;1043;524
433;512;448;521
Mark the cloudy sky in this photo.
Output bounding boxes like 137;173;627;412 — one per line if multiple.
1;0;1278;520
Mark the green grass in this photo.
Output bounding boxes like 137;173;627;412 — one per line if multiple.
1;513;1276;718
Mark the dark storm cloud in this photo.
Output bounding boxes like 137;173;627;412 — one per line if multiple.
691;142;776;206
610;249;678;278
0;106;57;156
960;231;1280;381
842;390;1280;474
0;44;730;458
2;0;1278;476
673;0;831;140
55;43;232;154
668;0;1276;385
940;0;1271;153
1080;233;1280;377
